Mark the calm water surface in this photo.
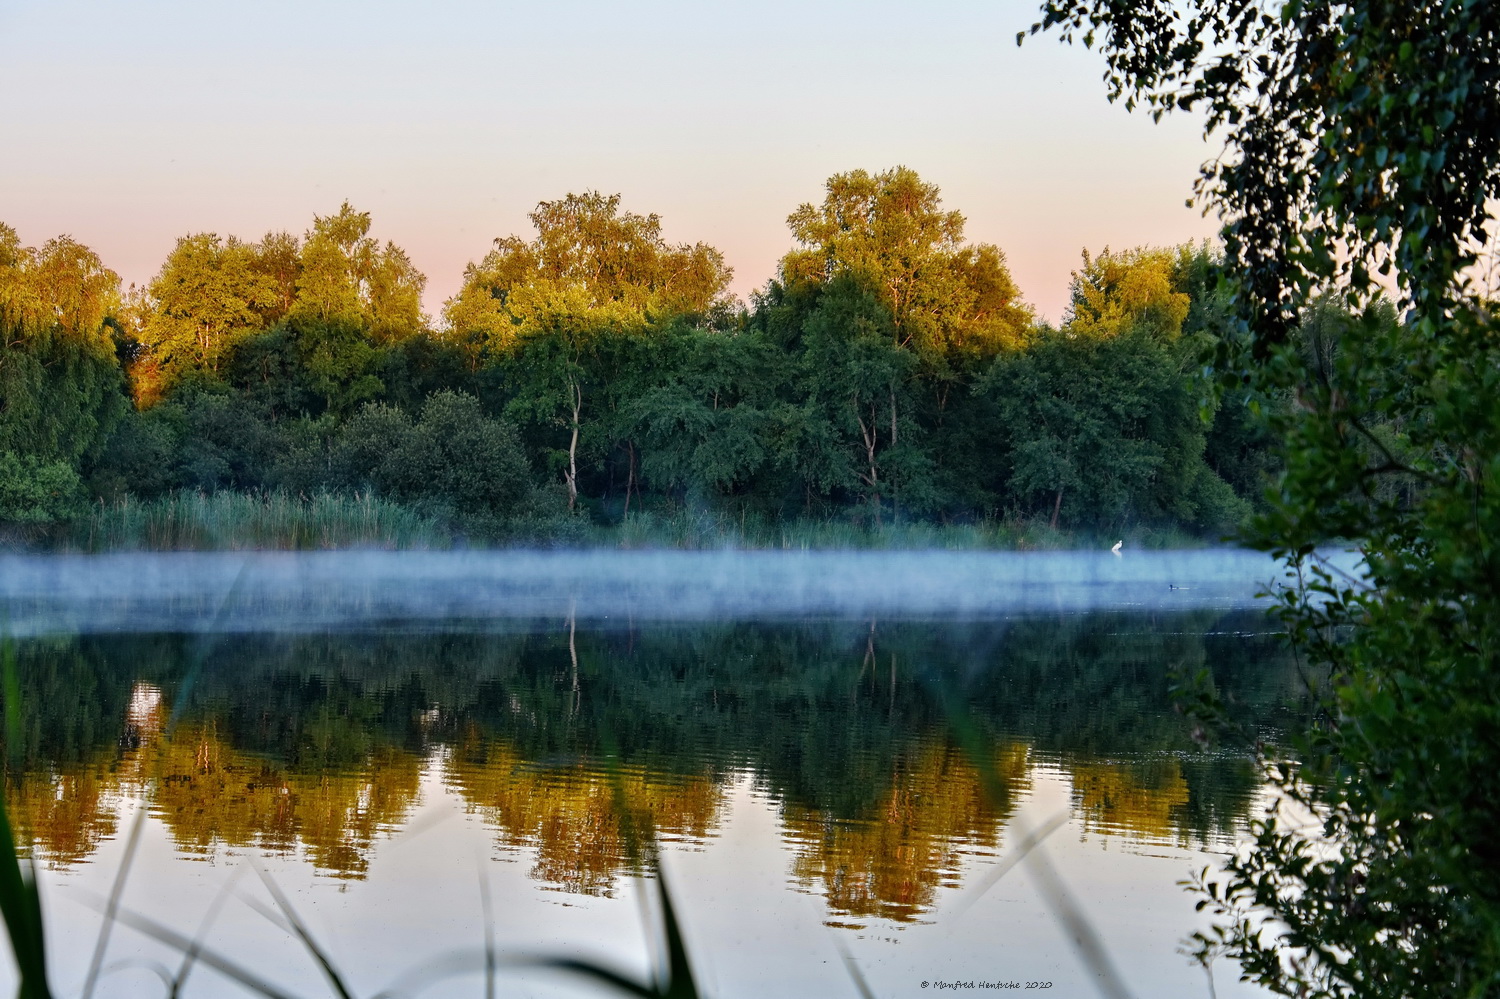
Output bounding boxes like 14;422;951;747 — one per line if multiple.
0;551;1311;999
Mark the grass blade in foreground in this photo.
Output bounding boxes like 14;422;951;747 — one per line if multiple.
81;561;255;999
920;663;1134;999
0;632;54;999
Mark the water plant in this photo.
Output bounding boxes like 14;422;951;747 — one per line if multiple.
70;491;449;552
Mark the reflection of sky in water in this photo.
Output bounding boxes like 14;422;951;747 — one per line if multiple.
14;766;1268;999
9;738;1273;997
0;550;1300;997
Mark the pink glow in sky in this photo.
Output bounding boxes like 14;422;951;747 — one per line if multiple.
0;0;1220;325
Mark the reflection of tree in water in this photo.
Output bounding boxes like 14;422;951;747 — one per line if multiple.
1068;757;1191;845
5;706;423;878
1;612;1301;880
6;764;126;868
444;734;722;896
146;724;422;877
782;740;1030;924
6;678;163;867
1060;754;1265;849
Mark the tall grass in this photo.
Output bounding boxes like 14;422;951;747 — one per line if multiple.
70;491;450;552
601;507;1213;552
49;490;1219;553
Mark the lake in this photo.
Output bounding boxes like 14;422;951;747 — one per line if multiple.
0;550;1314;998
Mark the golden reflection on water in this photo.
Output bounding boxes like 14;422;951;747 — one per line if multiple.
1068;757;1193;846
3;673;1255;937
5;734;1238;903
443;732;723;896
147;725;422;877
7;680;423;879
781;741;1031;925
5;765;125;868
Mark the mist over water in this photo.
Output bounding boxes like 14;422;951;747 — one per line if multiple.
0;548;1349;636
0;549;1317;998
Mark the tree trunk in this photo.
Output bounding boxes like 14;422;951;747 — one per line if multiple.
856;401;881;526
1050;487;1064;530
889;387;900;523
565;378;581;511
624;440;636;517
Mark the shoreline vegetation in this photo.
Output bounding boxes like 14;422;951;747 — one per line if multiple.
2;169;1310;555
5;488;1214;554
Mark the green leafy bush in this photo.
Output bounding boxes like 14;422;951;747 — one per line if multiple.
0;451;85;528
334;391;532;521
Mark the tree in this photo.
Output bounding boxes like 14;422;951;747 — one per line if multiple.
295;202;427;344
609;321;776;512
747;170;1031;520
985;322;1235;531
139;233;280;384
782;167;1032;384
0;226;128;478
1030;3;1500;994
500;293;631;511
332;391;530;520
446;192;735;510
0;451;84;528
1065;245;1191;339
795;275;936;521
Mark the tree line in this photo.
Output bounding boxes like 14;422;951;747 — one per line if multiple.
2;167;1322;543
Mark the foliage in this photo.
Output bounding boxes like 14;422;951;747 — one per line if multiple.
984;326;1212;529
87;404;183;500
444;191;733;353
294;202;427;344
1065;245;1191;339
327;390;531;528
446;192;735;510
782;166;1032;375
982;245;1244;533
795;275;937;520
139;233;282;386
1028;1;1500;995
0;226;128;473
618;321;778;502
3;178;1285;547
0;452;84;529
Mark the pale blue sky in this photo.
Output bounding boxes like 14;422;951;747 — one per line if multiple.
0;0;1219;322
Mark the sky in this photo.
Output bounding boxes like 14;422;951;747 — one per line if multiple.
0;0;1221;325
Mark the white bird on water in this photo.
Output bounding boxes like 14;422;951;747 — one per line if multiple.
1110;540;1123;555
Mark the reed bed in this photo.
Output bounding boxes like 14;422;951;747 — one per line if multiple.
50;491;1214;553
71;491;450;552
599;508;1210;551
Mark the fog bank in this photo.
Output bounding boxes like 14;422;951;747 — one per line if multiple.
0;548;1356;636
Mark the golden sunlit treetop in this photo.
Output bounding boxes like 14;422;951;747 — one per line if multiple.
0;224;120;348
444;191;735;355
1064;245;1195;340
780;167;1034;366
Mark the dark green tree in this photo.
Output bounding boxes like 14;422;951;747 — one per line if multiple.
982;246;1242;532
795;276;937;521
1030;2;1500;994
447;192;734;511
1;225;128;526
614;321;777;512
331;391;530;522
